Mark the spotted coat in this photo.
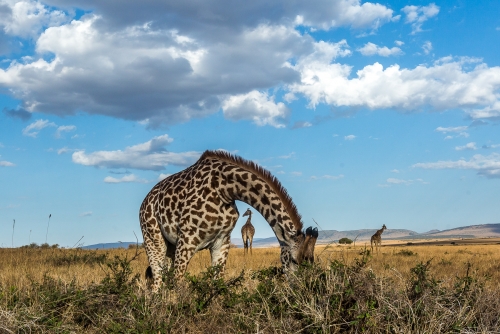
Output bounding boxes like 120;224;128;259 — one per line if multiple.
140;150;317;291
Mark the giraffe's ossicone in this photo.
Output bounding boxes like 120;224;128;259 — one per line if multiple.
140;150;318;291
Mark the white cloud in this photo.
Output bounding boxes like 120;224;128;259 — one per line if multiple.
279;152;295;159
344;135;356;140
422;41;432;55
0;160;15;167
158;173;171;181
455;142;477;151
310;174;344;180
222;90;289;128
104;174;148;184
469;101;500;120
80;211;92;217
0;0;68;38
413;153;500;178
358;42;403;57
290;171;302;176
0;2;386;128
391;169;400;173
72;134;200;170
385;177;428;186
287;57;500;120
293;0;395;30
402;3;440;34
394;40;404;46
387;178;411;185
57;147;69;154
55;125;76;138
435;126;468;133
22;119;56;137
436;126;470;139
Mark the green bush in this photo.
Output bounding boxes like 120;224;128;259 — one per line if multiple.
338;237;353;244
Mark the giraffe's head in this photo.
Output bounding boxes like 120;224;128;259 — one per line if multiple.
382;224;387;230
280;226;319;271
242;208;252;217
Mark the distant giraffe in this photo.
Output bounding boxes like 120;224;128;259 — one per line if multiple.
140;150;317;292
241;208;255;255
370;224;387;254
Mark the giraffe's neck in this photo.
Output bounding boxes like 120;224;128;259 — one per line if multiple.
244;216;252;225
208;159;303;246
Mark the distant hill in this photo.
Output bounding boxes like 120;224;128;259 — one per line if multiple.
82;242;137;250
81;224;500;249
413;223;500;239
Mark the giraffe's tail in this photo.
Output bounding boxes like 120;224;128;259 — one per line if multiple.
145;266;153;280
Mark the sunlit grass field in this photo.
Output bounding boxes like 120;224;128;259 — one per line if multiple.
1;242;499;332
1;243;499;289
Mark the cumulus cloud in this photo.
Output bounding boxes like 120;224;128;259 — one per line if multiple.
0;0;68;38
413;153;500;178
0;0;497;127
22;119;56;137
44;0;396;32
104;174;148;183
344;135;356;140
0;0;393;127
455;142;477;151
358;42;403;57
72;134;200;170
55;125;76;138
402;3;440;34
287;57;500;120
222;90;289;128
0;160;15;166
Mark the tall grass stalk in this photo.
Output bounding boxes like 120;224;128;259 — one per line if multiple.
45;214;51;244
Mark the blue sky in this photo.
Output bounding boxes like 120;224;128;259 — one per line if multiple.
1;0;499;247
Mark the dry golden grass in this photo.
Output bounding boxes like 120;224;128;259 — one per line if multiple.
1;241;500;333
1;242;499;289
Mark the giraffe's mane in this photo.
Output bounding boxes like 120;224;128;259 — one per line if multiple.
199;150;304;232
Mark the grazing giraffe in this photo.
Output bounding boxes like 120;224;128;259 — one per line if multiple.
241;208;255;255
140;150;317;292
370;224;387;254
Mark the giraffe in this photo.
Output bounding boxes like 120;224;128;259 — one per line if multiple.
140;150;317;292
370;224;387;254
241;208;255;255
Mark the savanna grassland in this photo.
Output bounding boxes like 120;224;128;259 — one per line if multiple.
1;242;499;333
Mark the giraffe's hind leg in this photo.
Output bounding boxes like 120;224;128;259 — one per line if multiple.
242;234;248;255
249;235;253;255
140;214;167;292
